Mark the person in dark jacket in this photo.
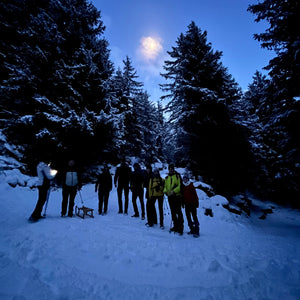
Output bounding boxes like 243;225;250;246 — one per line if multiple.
61;160;81;217
114;160;131;214
95;164;112;215
182;173;200;237
29;158;57;222
130;163;145;219
144;164;153;201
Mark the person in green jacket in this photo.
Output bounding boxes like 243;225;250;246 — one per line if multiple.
147;168;165;228
163;164;184;235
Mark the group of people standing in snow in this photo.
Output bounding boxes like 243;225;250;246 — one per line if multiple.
29;158;82;221
110;160;199;236
29;158;200;237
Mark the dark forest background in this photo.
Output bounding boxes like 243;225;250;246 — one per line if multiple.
0;0;299;207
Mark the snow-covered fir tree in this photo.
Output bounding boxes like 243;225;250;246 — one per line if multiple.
248;0;300;101
247;0;300;206
111;56;144;158
134;91;157;162
161;21;250;193
153;100;169;163
0;0;114;172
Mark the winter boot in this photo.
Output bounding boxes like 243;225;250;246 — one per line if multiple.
28;215;39;222
193;225;200;238
187;228;194;234
177;224;184;235
187;221;195;234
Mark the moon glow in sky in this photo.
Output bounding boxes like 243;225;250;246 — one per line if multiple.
139;36;163;61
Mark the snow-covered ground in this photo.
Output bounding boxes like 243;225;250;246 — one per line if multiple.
0;168;300;300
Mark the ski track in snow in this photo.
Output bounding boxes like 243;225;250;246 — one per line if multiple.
0;179;300;300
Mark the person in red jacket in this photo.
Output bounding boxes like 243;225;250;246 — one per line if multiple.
182;173;200;237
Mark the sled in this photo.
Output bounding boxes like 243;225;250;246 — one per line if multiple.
75;205;94;219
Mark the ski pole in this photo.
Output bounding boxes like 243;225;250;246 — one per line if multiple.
164;196;170;215
78;190;84;206
169;219;174;233
43;188;51;217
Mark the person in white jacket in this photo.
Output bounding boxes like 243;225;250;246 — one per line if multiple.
29;160;57;222
61;160;81;217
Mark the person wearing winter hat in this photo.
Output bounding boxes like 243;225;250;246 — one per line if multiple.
114;158;131;214
163;164;184;235
29;155;57;222
61;159;82;217
95;164;112;215
130;162;145;219
147;168;165;228
182;173;200;237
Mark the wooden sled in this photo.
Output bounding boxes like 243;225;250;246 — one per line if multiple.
75;205;94;219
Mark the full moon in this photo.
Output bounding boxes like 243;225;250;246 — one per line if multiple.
139;36;163;61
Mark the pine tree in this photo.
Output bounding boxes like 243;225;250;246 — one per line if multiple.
232;71;270;127
134;91;158;162
0;0;114;171
161;21;249;193
153;100;168;162
122;56;143;100
248;0;300;206
248;0;300;100
112;56;144;158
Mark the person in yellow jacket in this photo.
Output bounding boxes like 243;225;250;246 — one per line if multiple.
146;168;165;228
163;164;184;235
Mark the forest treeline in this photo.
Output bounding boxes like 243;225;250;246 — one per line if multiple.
0;0;299;207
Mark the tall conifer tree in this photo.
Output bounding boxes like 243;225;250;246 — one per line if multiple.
0;0;114;170
161;22;250;193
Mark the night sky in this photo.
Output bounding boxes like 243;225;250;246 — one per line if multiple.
92;0;275;100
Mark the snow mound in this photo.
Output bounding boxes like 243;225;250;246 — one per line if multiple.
0;169;37;188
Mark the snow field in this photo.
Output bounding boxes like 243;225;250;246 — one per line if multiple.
0;177;300;299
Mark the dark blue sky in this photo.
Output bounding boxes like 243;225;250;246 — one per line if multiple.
92;0;274;101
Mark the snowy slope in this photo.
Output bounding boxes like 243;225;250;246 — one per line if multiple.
0;170;300;300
